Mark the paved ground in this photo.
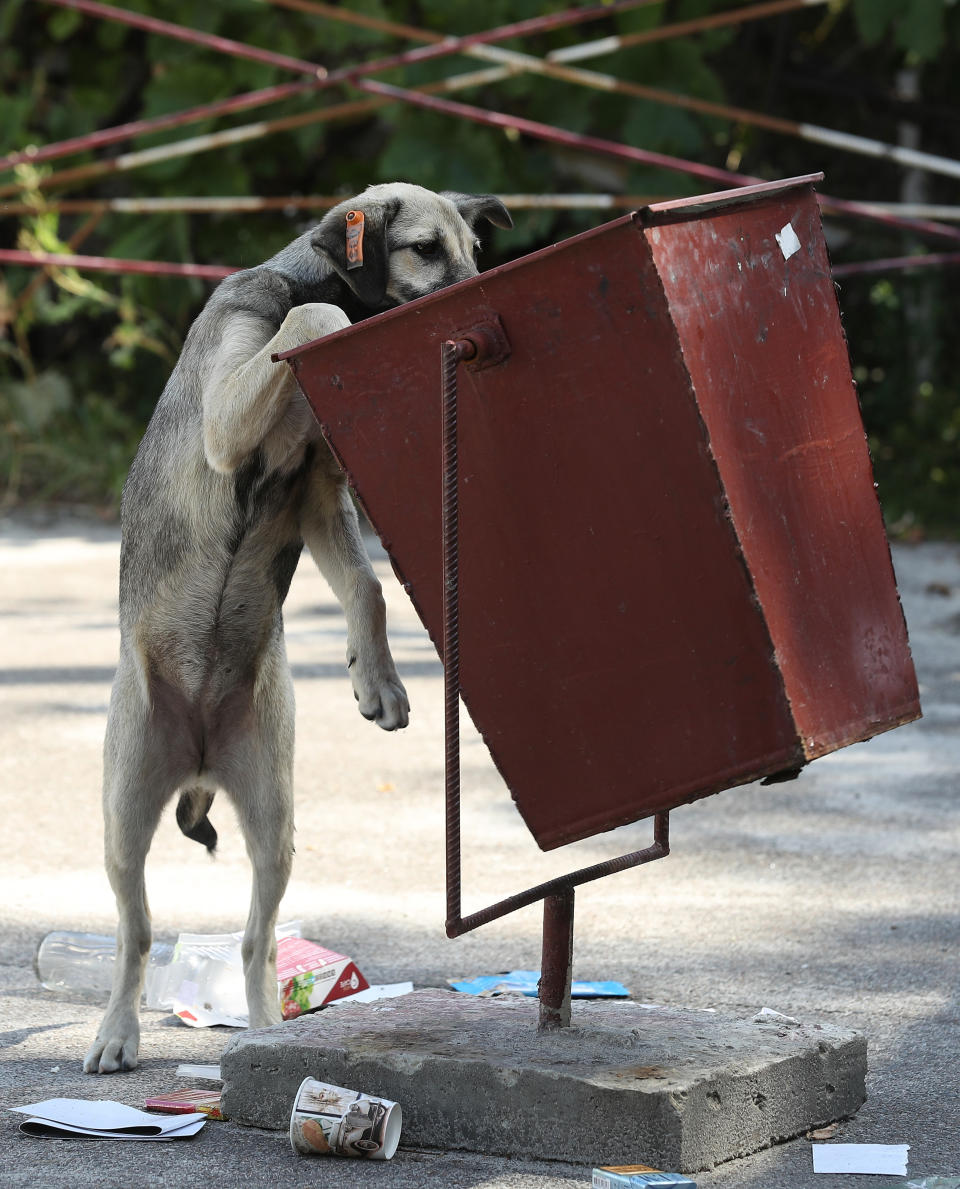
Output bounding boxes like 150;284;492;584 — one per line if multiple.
0;508;957;1188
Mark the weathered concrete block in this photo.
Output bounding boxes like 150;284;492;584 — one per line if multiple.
220;989;866;1171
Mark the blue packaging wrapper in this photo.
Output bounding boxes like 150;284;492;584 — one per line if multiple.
450;970;629;997
592;1167;696;1188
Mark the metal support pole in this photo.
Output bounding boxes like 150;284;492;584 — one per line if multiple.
539;888;575;1030
438;328;668;1033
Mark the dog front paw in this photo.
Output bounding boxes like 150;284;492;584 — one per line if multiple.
83;1011;141;1073
349;657;410;731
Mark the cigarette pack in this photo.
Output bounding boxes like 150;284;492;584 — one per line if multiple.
277;937;369;1018
145;1088;224;1119
592;1166;696;1188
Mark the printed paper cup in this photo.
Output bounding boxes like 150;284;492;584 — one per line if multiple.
289;1077;401;1160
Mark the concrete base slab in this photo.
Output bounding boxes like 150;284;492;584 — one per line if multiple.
220;990;866;1171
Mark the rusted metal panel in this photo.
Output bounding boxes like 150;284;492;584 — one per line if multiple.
281;176;919;852
642;182;919;755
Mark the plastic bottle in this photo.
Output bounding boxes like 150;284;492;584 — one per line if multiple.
35;921;302;1015
34;931;175;1007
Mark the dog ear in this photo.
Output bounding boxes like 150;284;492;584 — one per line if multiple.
442;192;514;231
311;196;400;308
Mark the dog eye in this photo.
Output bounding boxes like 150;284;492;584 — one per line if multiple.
413;241;441;259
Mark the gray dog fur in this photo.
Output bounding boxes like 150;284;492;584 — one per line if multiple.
83;183;512;1074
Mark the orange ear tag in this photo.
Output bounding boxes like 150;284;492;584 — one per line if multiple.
345;209;365;270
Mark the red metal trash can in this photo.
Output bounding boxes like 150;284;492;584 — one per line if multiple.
279;173;920;854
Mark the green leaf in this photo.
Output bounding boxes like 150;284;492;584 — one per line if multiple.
851;0;903;45
895;0;946;59
47;8;82;41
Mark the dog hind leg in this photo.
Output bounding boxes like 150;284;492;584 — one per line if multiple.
213;653;295;1028
84;662;185;1073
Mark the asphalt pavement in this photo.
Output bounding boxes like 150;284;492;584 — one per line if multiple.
0;508;957;1189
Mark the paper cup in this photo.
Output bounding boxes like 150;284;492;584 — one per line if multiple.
289;1076;401;1160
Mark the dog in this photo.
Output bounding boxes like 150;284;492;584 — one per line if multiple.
83;182;512;1073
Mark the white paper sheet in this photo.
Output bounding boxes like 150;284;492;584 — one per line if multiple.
327;981;414;1005
10;1098;205;1140
175;1063;222;1081
776;221;802;260
812;1143;910;1175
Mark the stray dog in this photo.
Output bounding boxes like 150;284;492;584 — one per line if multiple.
83;182;512;1073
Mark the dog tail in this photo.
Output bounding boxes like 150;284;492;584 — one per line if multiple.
176;787;218;855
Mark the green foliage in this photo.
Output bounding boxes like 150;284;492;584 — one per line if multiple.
851;0;948;61
0;368;142;506
1;0;958;532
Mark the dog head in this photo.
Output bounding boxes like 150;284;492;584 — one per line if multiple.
311;182;512;311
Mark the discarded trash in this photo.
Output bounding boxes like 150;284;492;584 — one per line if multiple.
899;1179;960;1188
277;938;369;1021
35;922;300;1009
37;923;369;1026
807;1123;841;1140
326;981;413;1006
754;1007;801;1026
812;1144;910;1175
10;1098;205;1140
289;1078;401;1161
593;1164;696;1187
145;921;305;1024
169;931;367;1027
34;931;174;1004
451;970;629;998
145;1088;224;1120
175;1064;221;1081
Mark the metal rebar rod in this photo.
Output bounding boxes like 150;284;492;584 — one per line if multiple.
441;337;475;936
449;816;670;937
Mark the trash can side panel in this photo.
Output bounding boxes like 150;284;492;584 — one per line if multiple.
645;190;920;756
452;241;803;848
287;222;802;850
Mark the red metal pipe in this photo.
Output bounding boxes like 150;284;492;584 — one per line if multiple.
25;0;960;248
612;0;828;50
0;81;322;175
356;78;760;192
36;0;325;76
321;0;667;87
15;0;656;178
539;890;575;1031
831;251;960;278
352;79;960;247
0;248;235;279
817;195;960;246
